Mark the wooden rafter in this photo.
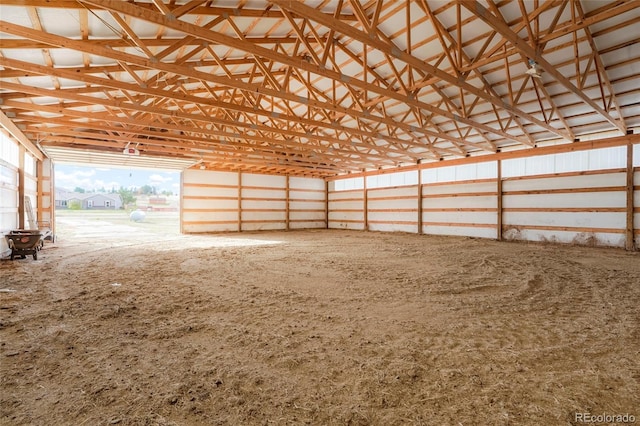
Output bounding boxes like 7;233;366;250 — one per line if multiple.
464;1;627;134
0;0;638;176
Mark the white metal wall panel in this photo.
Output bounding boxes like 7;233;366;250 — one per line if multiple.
332;176;364;191
0;162;18;256
422;161;497;183
328;189;364;230
242;188;286;199
241;174;286;231
242;199;287;210
183;171;326;233
184;170;238;186
503;192;625;208
290;176;325;191
242;173;286;188
422;180;498;239
182;185;238;198
554;151;590;173
502;147;627;178
423;211;497;225
368;185;418;233
635;170;639;247
423;225;497;239
423;194;497;209
512;229;625;247
422;180;497;195
502;170;626;246
289;177;326;229
503;212;625;229
502;172;625;191
367;170;418;189
182;170;239;233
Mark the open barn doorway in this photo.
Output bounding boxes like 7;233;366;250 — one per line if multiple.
53;163;181;248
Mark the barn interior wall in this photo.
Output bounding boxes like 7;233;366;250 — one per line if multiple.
0;133;20;257
181;169;325;233
328;140;638;249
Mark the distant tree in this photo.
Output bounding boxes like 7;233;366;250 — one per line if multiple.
68;200;82;210
118;187;137;207
161;190;173;196
74;187;86;193
140;184;156;195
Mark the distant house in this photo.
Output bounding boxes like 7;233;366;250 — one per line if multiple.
55;189;123;210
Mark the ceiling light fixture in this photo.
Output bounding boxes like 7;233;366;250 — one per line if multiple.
122;142;140;156
525;59;543;79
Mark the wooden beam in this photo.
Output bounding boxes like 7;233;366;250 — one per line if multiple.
363;174;368;231
18;144;25;229
238;172;243;232
626;140;635;251
417;162;423;235
0;47;450;161
497;159;503;241
285;175;290;231
74;0;534;147
465;1;626;135
0;80;406;165
325;180;329;229
180;172;185;234
271;0;566;145
0;110;43;161
0;58;420;156
1;0;359;20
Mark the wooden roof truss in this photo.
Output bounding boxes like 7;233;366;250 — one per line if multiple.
0;0;638;177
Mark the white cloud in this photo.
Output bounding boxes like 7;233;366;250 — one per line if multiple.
149;174;174;184
55;170;118;191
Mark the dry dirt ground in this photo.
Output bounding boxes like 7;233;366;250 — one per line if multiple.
1;212;639;425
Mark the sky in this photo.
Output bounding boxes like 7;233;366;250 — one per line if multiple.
55;164;180;194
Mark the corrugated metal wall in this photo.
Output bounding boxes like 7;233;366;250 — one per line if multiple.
0;134;19;256
422;179;498;239
328;143;638;248
181;170;325;233
328;182;365;230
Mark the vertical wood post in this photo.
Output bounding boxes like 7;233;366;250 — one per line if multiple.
417;165;423;235
47;159;55;239
626;141;635;251
180;171;184;234
37;159;43;225
497;159;503;241
325;180;329;229
18;145;25;229
363;175;368;231
285;175;290;231
238;172;243;232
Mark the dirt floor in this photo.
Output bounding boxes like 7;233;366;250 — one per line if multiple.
1;211;639;425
